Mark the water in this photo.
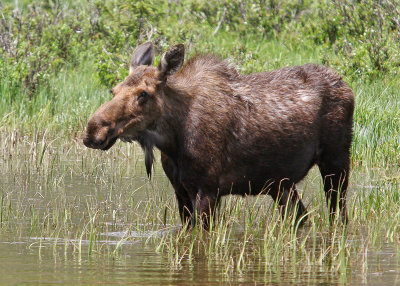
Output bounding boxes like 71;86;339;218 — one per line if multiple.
0;138;399;284
0;235;399;284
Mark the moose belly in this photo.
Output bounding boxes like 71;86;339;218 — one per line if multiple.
217;144;317;196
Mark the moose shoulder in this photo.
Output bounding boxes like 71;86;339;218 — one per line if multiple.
84;42;354;230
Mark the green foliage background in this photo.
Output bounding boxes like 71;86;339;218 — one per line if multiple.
1;0;399;90
0;0;399;166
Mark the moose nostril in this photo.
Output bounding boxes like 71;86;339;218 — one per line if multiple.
83;137;92;147
102;120;111;127
83;136;108;148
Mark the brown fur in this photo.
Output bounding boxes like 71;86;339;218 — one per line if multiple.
84;43;354;229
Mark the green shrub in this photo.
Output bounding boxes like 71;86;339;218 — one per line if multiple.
304;0;400;79
1;0;399;98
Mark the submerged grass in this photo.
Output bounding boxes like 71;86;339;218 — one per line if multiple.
0;128;399;282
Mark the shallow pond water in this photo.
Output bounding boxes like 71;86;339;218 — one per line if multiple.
0;138;399;284
0;231;399;285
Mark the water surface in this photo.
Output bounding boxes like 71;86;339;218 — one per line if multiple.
0;139;399;284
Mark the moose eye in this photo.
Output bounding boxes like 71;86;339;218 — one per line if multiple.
137;91;149;104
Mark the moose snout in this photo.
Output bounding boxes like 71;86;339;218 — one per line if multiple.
83;116;116;149
83;129;107;148
83;129;116;150
83;135;105;149
83;136;92;148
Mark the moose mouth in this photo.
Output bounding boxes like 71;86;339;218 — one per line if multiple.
84;119;142;150
100;134;139;150
83;136;118;151
100;136;118;150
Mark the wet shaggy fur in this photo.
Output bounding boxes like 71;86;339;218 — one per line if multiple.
84;44;354;230
160;56;353;227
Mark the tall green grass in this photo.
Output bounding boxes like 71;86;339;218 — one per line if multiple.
351;77;400;167
0;61;108;136
1;45;399;166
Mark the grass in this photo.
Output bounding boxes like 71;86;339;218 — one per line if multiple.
0;127;399;282
0;20;399;284
0;60;108;137
1;31;398;165
351;77;400;167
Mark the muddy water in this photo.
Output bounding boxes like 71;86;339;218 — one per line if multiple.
0;141;399;284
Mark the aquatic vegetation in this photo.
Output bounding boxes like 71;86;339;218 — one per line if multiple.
0;129;399;283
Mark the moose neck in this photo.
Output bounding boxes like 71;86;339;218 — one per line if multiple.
143;82;192;159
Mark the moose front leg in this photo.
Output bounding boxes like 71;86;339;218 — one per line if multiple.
161;153;193;227
175;186;194;227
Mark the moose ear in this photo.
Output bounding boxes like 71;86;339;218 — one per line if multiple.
130;42;154;73
158;44;185;78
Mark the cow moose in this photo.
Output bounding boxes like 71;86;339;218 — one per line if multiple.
83;42;354;230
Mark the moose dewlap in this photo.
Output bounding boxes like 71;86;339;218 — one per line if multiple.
84;42;354;229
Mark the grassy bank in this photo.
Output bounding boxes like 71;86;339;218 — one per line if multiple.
1;55;399;167
1;0;399;166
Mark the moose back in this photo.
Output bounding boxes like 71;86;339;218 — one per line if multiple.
84;42;354;229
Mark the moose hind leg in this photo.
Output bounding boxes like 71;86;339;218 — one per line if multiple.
269;181;307;224
193;191;219;231
318;150;350;224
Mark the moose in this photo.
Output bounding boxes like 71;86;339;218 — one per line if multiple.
84;42;354;230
